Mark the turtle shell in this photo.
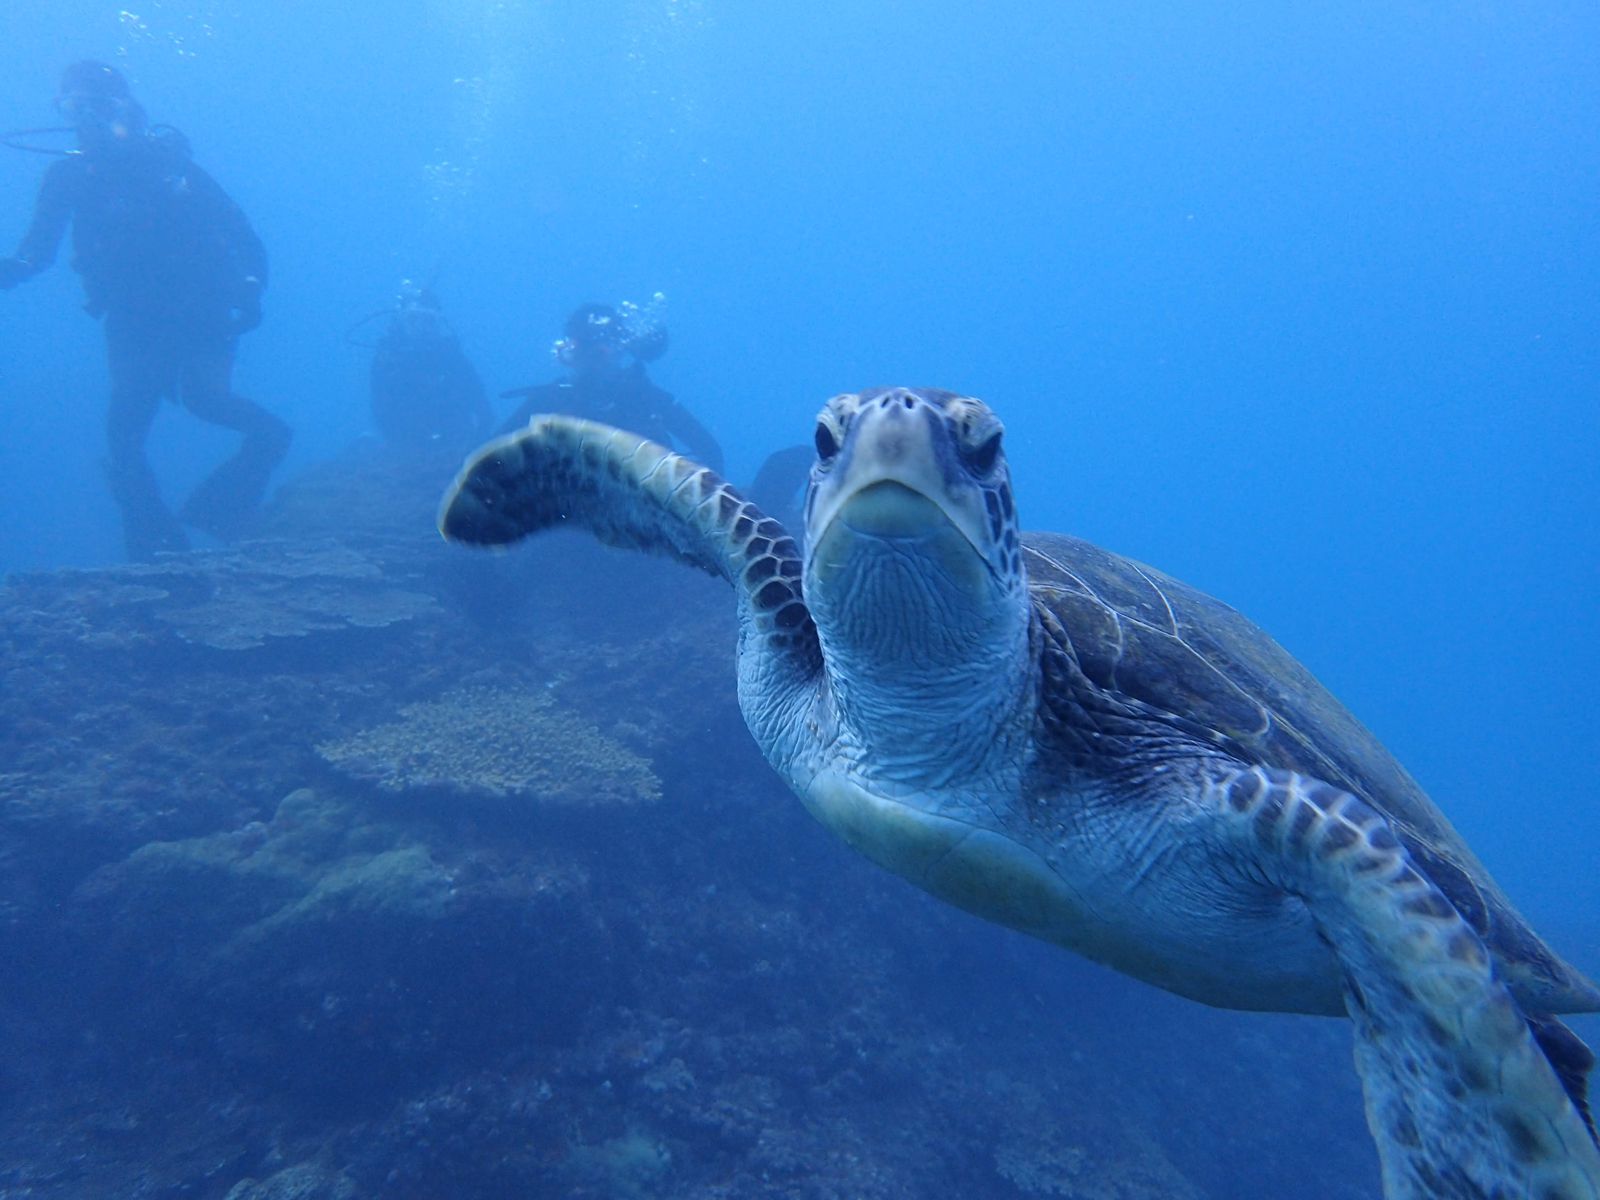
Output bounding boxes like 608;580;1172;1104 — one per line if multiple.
1021;531;1597;1011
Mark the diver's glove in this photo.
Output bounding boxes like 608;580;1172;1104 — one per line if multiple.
0;257;34;290
230;275;263;334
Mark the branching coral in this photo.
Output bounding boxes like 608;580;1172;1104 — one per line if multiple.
316;685;661;805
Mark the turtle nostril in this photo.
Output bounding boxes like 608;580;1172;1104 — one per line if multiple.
901;394;915;409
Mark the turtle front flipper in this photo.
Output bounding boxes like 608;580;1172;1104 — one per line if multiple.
439;415;818;654
1213;766;1600;1199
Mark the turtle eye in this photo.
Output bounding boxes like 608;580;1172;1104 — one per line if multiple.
964;429;1002;475
814;422;840;462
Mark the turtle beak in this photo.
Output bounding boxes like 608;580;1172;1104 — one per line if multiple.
805;398;1003;602
830;480;944;538
807;397;993;565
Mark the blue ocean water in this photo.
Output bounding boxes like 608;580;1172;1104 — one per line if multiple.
1;2;1596;1196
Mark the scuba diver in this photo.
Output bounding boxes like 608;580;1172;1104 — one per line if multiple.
499;299;725;475
0;61;291;561
365;281;491;452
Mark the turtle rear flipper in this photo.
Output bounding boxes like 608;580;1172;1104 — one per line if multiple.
1216;767;1600;1198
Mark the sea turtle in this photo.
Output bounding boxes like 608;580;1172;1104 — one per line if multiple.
439;386;1600;1198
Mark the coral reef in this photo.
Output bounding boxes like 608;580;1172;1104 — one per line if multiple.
0;451;1381;1199
564;1127;674;1198
222;1163;356;1200
1;538;437;651
150;540;439;650
316;684;661;804
994;1120;1203;1199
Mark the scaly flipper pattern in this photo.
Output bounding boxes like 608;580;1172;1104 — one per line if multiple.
1213;766;1600;1199
438;414;818;656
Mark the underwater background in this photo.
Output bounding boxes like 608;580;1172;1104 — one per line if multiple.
1;2;1596;1197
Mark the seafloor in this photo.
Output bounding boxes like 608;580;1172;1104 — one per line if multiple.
0;446;1379;1199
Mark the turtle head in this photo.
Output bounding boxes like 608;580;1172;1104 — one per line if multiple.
805;387;1022;601
801;388;1031;776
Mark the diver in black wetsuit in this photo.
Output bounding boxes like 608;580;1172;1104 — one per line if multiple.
499;301;725;475
0;61;291;561
369;282;491;452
